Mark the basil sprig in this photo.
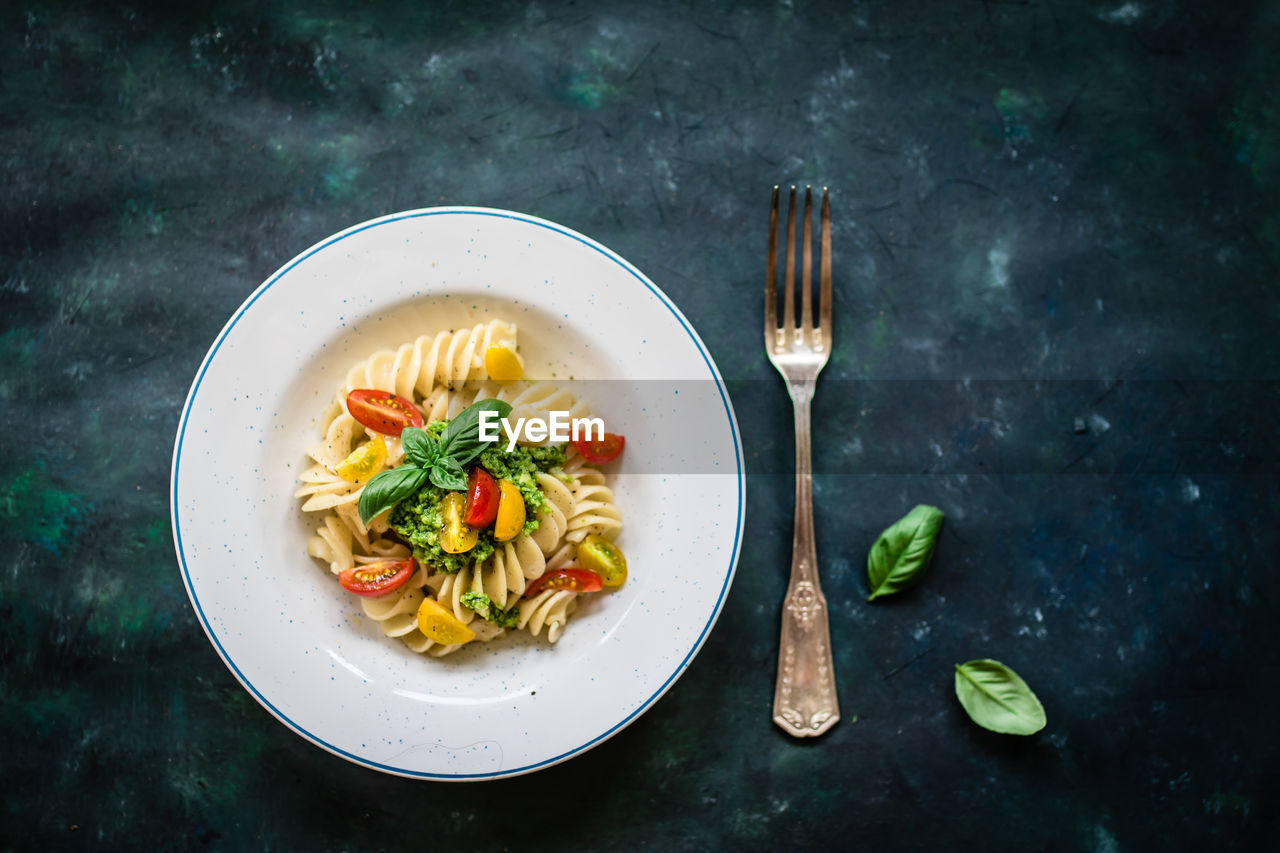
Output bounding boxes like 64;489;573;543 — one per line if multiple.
356;399;512;524
954;659;1047;735
866;504;944;601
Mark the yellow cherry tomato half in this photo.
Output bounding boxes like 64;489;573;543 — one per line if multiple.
439;492;479;554
484;345;524;382
576;533;627;588
493;479;526;542
334;438;387;483
416;598;476;645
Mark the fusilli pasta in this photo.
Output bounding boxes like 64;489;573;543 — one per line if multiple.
296;319;623;656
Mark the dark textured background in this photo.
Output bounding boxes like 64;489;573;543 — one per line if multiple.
3;0;1279;849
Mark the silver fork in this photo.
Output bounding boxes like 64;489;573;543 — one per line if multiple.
766;185;839;738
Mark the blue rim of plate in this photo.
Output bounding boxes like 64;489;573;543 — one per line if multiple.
170;207;744;780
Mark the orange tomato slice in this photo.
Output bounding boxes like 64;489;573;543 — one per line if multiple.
493;479;526;542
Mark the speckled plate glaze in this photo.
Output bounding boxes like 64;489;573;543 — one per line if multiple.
170;207;743;780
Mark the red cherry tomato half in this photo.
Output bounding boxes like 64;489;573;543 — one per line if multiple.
464;467;500;528
572;432;625;464
346;389;423;437
338;559;415;597
524;568;604;598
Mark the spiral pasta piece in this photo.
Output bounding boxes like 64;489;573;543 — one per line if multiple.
518;589;579;642
531;472;575;568
338;320;517;405
307;514;355;574
561;449;623;544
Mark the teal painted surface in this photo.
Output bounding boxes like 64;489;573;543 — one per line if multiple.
2;0;1278;849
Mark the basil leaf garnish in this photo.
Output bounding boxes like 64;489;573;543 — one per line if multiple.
439;399;513;466
866;504;944;601
954;659;1047;735
357;465;429;525
400;427;438;468
429;456;467;491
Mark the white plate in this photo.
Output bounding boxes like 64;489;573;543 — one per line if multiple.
170;207;743;779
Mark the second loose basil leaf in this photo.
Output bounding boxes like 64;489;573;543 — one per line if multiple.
954;659;1047;735
866;504;944;601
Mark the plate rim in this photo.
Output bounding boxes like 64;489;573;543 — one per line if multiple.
169;206;744;780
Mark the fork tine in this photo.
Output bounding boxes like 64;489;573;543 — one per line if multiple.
783;186;797;339
818;187;832;352
765;186;779;350
800;186;813;342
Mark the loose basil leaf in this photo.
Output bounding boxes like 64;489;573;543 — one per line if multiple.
400;427;438;468
954;659;1047;735
439;399;513;465
428;456;467;491
357;465;428;525
866;504;944;601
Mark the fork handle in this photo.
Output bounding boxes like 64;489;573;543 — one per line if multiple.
773;382;840;737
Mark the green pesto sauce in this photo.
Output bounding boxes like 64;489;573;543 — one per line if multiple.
389;487;491;574
459;591;520;628
479;441;565;513
388;419;567;574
